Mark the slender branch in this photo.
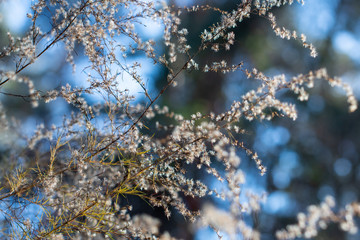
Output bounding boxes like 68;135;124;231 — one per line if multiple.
0;0;90;88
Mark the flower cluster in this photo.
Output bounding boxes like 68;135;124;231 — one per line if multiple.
276;196;360;239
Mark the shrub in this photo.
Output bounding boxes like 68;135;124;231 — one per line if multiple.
0;0;358;239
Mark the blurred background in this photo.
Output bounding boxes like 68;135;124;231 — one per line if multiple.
0;0;359;239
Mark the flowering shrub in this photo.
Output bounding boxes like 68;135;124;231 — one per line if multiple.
0;0;358;239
